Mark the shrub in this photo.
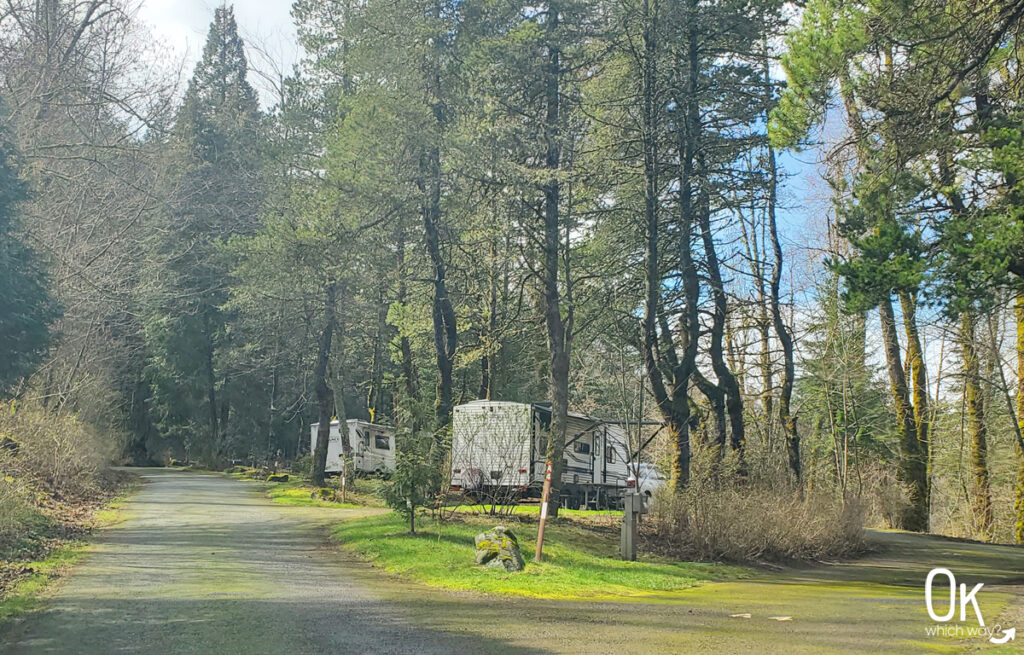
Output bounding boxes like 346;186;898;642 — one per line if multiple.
0;400;115;498
856;463;912;529
0;475;48;555
383;449;440;533
291;453;312;476
642;484;866;563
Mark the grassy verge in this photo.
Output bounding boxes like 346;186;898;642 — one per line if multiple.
0;478;138;622
0;540;90;621
332;511;746;599
226;469;385;508
264;480;363;508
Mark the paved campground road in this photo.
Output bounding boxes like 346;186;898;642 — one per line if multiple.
1;469;1022;655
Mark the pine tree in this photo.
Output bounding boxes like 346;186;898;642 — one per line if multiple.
773;0;934;530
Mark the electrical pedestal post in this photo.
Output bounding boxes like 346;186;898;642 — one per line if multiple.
535;461;553;562
621;491;647;561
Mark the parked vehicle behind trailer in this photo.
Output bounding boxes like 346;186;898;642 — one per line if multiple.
449;400;631;509
630;462;666;497
309;419;395;476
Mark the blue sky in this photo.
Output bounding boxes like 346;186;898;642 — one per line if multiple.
138;0;830;286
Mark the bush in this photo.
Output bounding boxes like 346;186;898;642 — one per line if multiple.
856;463;912;529
382;449;440;534
291;453;312;476
0;476;48;555
642;484;866;562
0;400;116;498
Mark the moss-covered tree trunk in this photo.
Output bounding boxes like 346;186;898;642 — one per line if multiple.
899;292;931;520
961;310;993;540
1016;294;1024;544
879;296;928;531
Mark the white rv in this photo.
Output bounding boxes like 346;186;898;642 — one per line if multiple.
450;400;631;509
309;419;396;476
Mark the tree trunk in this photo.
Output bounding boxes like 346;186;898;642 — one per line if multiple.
758;302;773;445
697;188;746;474
367;284;388;423
664;0;704;490
311;282;338;487
1016;293;1024;544
960;310;993;540
421;1;456;436
395;227;419;403
766;137;798;482
878;296;928;531
693;370;727;456
539;0;572;518
480;240;498;399
899;291;930;530
423;147;456;435
203;309;219;465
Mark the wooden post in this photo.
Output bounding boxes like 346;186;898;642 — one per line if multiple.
535;461;553;562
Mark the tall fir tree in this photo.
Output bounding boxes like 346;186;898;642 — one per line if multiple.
142;5;263;463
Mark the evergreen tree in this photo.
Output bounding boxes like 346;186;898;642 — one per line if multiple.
142;5;263;464
772;0;935;530
0;100;58;395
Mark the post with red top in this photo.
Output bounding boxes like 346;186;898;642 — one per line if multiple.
534;461;553;562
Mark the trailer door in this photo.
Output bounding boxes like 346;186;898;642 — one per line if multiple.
593;427;606;484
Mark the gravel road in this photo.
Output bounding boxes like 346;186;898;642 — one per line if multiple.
0;469;545;655
2;469;1021;655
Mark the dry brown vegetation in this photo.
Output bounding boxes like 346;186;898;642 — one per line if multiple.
0;400;131;596
641;484;866;563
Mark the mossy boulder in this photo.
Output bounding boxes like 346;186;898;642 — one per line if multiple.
312;487;336;501
266;473;289;482
474;526;525;572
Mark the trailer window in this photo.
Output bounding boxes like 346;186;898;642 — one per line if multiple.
606;445;615;463
573;440;590;455
374;434;390;450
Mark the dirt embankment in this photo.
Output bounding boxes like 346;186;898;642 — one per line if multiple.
0;469;137;600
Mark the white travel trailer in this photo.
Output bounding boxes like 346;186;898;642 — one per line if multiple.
309;420;396;476
450;400;631;509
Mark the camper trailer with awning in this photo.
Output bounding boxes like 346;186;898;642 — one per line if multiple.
449;400;631;509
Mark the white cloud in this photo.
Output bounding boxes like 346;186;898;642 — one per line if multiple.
137;0;299;109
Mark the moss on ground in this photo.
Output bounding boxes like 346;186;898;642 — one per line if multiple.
0;541;91;621
331;511;1024;654
0;481;138;623
227;471;385;508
